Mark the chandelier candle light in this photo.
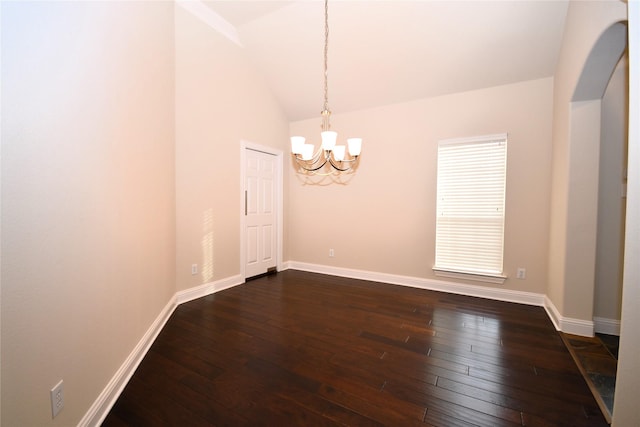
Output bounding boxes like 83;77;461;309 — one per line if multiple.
290;0;362;175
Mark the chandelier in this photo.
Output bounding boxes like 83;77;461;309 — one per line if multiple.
290;0;362;175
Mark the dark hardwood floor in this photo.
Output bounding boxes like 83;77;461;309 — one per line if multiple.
102;270;608;426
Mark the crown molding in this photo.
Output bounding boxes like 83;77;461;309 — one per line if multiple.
176;0;242;47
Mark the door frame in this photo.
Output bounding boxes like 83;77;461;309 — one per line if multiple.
240;140;284;281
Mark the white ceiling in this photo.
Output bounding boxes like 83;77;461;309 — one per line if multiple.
201;0;569;122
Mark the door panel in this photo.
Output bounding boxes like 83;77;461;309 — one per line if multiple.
261;179;273;214
262;225;273;261
247;226;258;264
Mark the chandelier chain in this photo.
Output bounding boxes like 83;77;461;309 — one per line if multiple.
323;0;329;113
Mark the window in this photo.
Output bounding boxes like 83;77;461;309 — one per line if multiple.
434;134;507;282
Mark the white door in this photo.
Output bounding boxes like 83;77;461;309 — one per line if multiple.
244;149;277;278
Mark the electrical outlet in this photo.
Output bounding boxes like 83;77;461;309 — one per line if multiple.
516;268;526;279
329;249;334;257
50;380;64;418
191;264;198;275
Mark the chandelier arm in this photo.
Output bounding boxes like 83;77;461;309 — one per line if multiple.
294;157;330;172
335;156;359;164
293;148;324;164
315;147;328;161
327;157;355;172
292;155;312;166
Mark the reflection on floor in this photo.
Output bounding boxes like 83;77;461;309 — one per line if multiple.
561;333;619;424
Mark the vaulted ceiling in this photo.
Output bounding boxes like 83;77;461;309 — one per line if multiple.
201;0;569;122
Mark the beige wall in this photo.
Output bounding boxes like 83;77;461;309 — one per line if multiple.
174;6;289;292
289;78;553;294
613;1;640;423
548;0;627;321
1;2;176;426
565;99;603;321
595;55;628;323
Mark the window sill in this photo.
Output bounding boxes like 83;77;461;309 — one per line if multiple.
433;268;507;285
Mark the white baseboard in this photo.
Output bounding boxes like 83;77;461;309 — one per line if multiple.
175;274;244;305
543;295;563;331
285;262;606;338
79;298;176;427
544;295;595;336
560;318;595;337
286;262;601;337
594;316;621;335
81;274;245;426
285;261;546;307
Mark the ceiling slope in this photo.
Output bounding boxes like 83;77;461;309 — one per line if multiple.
202;0;569;121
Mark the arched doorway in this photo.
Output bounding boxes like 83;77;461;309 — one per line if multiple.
566;22;627;331
565;21;628;421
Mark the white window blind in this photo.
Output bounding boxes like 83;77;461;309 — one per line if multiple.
435;134;507;277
